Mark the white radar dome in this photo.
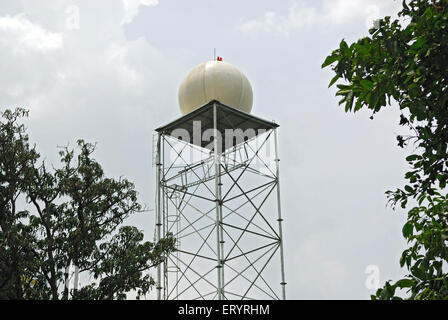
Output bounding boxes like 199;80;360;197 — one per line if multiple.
178;60;253;115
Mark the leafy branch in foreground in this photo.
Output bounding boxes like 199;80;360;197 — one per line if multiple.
323;0;448;299
0;108;175;299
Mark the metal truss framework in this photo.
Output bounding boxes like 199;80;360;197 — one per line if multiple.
154;102;286;300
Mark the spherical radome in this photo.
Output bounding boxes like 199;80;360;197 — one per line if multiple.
178;61;253;115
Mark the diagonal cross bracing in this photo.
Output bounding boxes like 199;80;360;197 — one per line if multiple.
156;111;286;300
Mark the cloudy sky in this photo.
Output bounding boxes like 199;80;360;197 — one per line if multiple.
0;0;412;299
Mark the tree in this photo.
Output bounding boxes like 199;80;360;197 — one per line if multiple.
0;108;175;300
322;0;448;299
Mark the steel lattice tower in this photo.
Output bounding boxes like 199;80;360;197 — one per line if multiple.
154;100;286;300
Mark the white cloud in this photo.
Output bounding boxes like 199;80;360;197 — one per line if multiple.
0;0;177;111
121;0;159;24
238;4;318;38
0;0;180;201
0;14;62;51
238;0;401;37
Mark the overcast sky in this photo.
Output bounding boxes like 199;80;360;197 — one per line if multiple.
0;0;413;299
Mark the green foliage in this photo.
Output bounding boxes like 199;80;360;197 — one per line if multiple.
323;0;448;299
0;108;175;299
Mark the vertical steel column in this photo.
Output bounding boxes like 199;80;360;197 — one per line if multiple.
175;194;180;300
218;147;225;299
274;127;287;300
156;133;163;300
163;135;168;300
213;103;224;300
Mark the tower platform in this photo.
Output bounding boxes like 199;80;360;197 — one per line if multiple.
155;100;279;151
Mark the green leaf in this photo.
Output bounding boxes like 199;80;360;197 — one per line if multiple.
360;79;374;91
411;266;426;281
395;278;415;288
328;74;340;88
402;221;413;238
339;39;349;56
406;154;420;162
321;54;340;68
353;96;363;112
